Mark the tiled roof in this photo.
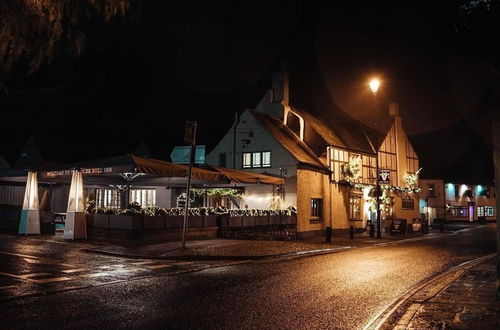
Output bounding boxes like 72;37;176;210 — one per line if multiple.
249;110;327;170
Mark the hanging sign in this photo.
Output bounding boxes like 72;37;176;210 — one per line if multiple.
402;197;415;210
378;169;390;184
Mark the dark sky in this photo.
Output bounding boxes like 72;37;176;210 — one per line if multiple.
0;1;498;182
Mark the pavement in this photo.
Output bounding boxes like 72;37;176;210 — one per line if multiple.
371;255;499;330
77;230;454;260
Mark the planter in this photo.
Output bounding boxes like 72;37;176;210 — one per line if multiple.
269;215;281;225
85;214;93;227
143;215;165;229
219;215;229;227
166;216;184;229
282;215;297;224
188;215;204;228
109;215;141;230
204;215;219;227
242;216;256;227
255;215;269;226
228;216;244;227
93;214;109;228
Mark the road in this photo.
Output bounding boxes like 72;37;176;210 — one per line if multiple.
0;224;496;329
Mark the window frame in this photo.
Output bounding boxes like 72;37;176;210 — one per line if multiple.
349;194;362;220
310;198;323;219
242;151;272;168
129;188;156;208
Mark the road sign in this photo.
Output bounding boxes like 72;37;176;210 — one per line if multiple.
184;121;197;145
170;145;205;164
378;169;390;184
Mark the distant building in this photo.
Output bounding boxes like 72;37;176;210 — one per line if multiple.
419;179;496;222
207;71;421;238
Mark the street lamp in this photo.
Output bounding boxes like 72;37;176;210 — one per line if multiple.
369;78;380;95
369;78;382;238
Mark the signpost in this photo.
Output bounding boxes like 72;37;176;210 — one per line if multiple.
182;120;197;249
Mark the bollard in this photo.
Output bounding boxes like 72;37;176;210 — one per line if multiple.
349;226;354;240
325;226;332;243
369;223;375;237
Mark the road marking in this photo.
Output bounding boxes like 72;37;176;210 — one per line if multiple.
19;273;51;279
32;277;71;284
131;261;156;265
0;285;17;290
0;272;51;280
61;268;87;274
171;261;193;266
0;251;42;260
84;272;110;278
147;264;171;270
396;303;421;327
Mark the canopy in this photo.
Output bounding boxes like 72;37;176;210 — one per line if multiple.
1;154;283;185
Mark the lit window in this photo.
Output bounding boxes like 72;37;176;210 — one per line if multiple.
485;206;494;217
310;198;323;218
349;195;361;220
451;206;468;217
252;152;261;167
262;152;271;167
477;206;484;217
242;152;252;168
242;151;271;168
130;189;156;208
96;189;120;209
428;183;435;198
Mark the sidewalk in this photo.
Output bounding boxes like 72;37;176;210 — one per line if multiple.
82;230;448;260
378;256;499;330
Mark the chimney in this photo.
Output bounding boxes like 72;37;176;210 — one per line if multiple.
271;70;289;106
389;102;399;117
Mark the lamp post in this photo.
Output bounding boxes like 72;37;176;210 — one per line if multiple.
369;78;382;238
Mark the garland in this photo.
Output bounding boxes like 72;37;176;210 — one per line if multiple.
191;188;241;198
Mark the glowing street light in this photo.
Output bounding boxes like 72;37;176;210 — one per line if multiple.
369;78;381;95
369;77;382;238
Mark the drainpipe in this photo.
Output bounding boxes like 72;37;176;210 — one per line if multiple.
233;112;239;169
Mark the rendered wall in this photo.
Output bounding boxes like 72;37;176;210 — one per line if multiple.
296;169;330;236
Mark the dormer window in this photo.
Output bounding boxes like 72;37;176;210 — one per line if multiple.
284;109;304;141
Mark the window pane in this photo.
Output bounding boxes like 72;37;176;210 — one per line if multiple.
262;152;271;167
242;153;251;168
252;152;261;167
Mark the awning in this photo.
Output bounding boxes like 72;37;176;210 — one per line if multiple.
212;166;284;185
1;154;284;185
131;156;223;181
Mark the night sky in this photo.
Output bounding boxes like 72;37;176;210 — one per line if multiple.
0;1;498;182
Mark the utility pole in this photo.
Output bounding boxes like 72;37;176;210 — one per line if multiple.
493;112;500;301
376;157;382;238
182;121;197;249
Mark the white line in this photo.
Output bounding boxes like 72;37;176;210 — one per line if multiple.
0;250;42;260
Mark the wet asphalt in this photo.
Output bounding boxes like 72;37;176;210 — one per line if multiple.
0;224;496;330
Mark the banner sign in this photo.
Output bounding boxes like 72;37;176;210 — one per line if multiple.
45;167;113;177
